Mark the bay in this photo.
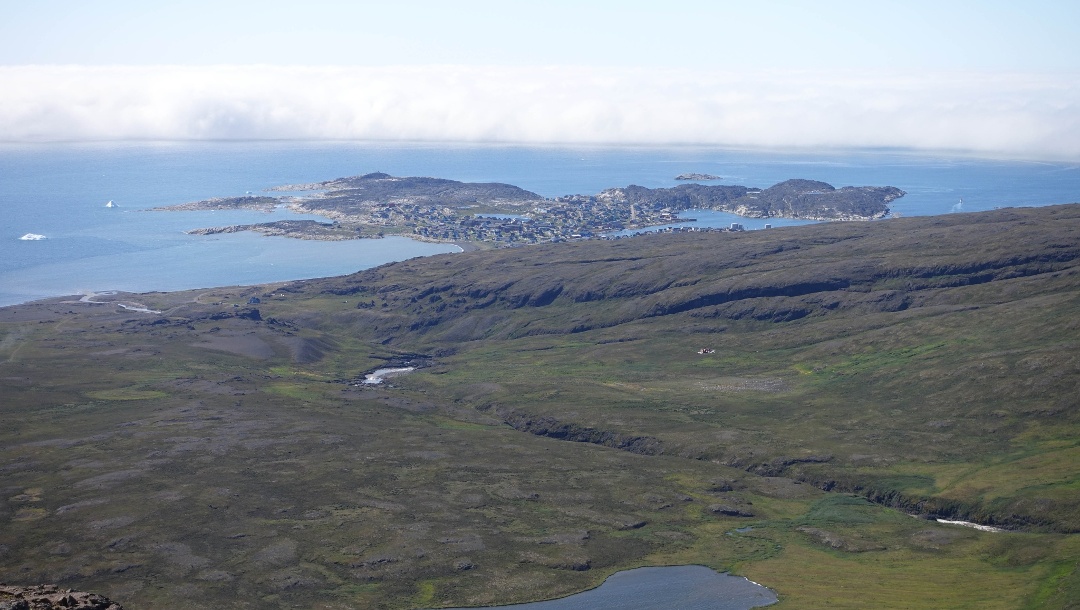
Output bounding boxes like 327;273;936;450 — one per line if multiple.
2;141;1078;307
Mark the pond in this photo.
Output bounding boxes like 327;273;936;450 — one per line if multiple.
436;565;777;610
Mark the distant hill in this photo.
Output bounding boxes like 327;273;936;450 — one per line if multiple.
277;172;544;216
600;178;903;220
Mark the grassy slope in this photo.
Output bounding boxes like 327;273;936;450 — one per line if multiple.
0;205;1078;608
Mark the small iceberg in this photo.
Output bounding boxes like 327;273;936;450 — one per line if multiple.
19;233;46;241
105;200;117;208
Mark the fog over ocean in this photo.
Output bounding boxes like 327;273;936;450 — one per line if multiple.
3;141;1078;307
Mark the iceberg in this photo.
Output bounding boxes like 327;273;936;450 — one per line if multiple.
19;233;46;241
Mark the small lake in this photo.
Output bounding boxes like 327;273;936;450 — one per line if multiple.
435;565;777;610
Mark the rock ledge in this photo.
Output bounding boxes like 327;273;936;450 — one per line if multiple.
0;585;123;610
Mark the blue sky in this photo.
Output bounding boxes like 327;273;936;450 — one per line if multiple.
3;0;1079;71
2;1;1079;158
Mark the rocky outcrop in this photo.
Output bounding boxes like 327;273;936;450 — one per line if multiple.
708;504;755;518
0;585;123;610
494;408;664;455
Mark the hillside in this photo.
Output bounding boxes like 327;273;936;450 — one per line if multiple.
283;172;545;216
297;204;1080;528
0;205;1077;609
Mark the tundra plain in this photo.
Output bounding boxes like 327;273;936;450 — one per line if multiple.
1;205;1078;608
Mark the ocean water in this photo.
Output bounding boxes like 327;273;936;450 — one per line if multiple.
2;141;1078;307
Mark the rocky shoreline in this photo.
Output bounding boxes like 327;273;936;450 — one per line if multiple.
186;219;369;241
151;195;280;213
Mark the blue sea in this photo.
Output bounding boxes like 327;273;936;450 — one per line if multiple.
2;141;1078;307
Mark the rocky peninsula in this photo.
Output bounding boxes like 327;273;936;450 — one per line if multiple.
159;172;905;245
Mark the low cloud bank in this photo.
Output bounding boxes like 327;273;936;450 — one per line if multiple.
3;65;1078;160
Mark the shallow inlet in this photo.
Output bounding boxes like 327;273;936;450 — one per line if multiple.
434;565;777;610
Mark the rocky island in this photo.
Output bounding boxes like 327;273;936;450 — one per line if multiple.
674;173;721;180
159;172;905;245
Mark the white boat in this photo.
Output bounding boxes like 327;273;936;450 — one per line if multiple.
105;200;117;208
19;233;46;241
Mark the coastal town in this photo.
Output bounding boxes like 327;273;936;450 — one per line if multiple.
163;173;905;246
341;192;714;244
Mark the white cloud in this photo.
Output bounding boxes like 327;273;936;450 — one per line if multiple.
2;65;1078;160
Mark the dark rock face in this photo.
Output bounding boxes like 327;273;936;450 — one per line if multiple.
205;307;261;321
495;408;664;455
708;504;755;518
748;455;834;477
0;585;123;610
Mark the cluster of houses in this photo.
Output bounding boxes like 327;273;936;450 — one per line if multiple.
341;194;766;246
